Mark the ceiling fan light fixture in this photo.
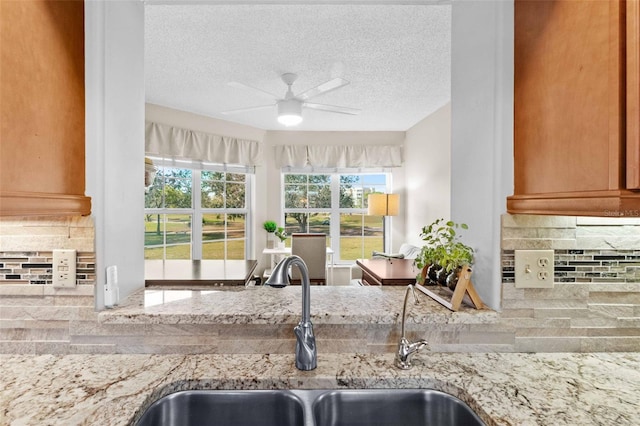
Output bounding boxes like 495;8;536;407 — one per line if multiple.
277;99;303;126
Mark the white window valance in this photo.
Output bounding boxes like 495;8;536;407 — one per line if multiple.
145;121;262;166
274;145;403;169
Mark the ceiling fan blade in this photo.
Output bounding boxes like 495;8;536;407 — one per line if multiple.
228;81;280;100
304;102;361;115
220;104;274;115
296;78;350;101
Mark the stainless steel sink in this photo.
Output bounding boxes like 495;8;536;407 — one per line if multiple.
135;390;305;426
135;389;485;426
312;389;485;426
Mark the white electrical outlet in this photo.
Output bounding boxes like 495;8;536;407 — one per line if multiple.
53;249;77;288
514;249;554;288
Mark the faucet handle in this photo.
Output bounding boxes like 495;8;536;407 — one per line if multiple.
395;337;429;370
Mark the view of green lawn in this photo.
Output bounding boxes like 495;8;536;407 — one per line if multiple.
144;213;383;261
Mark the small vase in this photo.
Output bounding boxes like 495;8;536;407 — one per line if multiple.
266;235;275;249
277;240;285;249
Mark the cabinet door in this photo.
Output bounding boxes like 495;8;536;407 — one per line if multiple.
628;0;640;189
0;0;90;216
514;0;623;196
508;0;640;216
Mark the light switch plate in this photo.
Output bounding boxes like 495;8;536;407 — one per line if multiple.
514;249;554;288
53;249;76;288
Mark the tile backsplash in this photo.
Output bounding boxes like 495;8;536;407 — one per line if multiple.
500;214;640;352
0;251;95;285
0;216;98;354
0;216;96;286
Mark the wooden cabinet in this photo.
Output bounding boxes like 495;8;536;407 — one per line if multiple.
508;0;640;217
0;0;90;216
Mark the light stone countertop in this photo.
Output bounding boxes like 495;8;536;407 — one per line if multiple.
99;285;499;325
1;352;639;426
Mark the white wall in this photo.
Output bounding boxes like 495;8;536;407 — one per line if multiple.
404;102;452;247
86;0;145;308
450;0;514;310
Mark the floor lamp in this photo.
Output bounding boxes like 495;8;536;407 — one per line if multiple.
367;193;399;253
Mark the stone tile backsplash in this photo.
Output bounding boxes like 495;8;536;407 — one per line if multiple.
500;214;640;352
0;251;95;285
0;215;95;286
502;249;640;284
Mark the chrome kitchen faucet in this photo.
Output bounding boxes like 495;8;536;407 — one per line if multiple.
265;255;317;371
395;284;430;369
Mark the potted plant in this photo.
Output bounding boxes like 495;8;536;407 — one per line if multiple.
274;226;288;248
414;218;474;290
263;220;277;248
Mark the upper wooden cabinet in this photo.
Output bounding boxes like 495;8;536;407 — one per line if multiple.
508;0;640;217
0;0;91;216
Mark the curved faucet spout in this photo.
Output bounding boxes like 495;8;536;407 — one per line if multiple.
265;255;317;371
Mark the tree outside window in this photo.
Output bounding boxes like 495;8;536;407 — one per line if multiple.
144;163;249;261
283;172;389;262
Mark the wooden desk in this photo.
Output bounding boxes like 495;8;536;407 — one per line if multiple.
145;259;258;287
356;258;419;286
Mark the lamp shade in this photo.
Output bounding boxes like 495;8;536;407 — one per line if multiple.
367;193;399;216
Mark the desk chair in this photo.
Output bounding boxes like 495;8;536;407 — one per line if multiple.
291;233;327;285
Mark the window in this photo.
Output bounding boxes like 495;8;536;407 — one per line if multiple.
145;159;252;260
283;172;391;262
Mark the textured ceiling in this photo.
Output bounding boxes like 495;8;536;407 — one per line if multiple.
145;3;451;131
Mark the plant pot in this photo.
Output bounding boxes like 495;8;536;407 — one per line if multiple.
277;240;285;249
266;235;275;249
426;264;441;286
436;267;449;286
446;266;463;291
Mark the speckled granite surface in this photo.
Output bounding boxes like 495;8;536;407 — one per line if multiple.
99;286;498;325
1;352;638;426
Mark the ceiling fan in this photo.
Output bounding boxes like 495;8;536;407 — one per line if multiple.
221;73;361;126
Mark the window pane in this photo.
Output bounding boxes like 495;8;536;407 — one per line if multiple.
165;214;192;259
144;214;192;259
144;213;165;259
284;174;307;184
339;175;360;208
339;213;383;261
309;213;331;234
284;184;307;208
285;213;309;234
164;168;192;208
202;214;246;260
201;174;224;208
227;173;245;182
202;171;224;181
226;182;245;208
308;184;331;208
145;172;164;209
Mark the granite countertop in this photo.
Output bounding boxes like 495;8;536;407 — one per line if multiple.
1;352;639;426
99;285;499;325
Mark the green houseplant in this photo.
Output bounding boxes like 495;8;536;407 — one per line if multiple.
263;220;277;248
415;218;474;290
274;226;288;243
